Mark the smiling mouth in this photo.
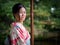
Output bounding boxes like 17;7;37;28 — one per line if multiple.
22;16;24;18
20;17;25;19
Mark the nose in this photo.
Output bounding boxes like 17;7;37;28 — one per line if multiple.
22;14;24;16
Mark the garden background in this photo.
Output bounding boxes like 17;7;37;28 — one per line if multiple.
0;0;60;45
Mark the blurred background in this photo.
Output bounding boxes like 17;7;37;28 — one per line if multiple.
0;0;60;45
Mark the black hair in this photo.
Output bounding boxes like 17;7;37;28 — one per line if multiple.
12;3;25;14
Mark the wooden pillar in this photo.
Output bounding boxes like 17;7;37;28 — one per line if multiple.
30;0;34;45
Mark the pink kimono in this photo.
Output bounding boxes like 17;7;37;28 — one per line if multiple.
10;22;30;45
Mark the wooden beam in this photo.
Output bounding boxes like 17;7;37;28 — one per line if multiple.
30;0;34;45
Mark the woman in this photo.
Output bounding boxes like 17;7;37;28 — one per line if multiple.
9;3;30;45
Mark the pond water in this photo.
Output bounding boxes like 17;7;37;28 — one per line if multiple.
34;37;60;45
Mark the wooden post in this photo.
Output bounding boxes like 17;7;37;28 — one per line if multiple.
30;0;34;45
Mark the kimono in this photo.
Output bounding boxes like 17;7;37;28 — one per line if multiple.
10;22;30;45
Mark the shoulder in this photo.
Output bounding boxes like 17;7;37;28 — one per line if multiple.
10;22;16;28
10;22;21;28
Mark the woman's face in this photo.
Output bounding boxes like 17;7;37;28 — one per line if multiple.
15;7;26;22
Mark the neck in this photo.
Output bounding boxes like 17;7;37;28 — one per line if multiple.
20;21;23;24
15;20;23;24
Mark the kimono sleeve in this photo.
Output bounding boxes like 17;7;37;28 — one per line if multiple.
10;24;26;45
10;25;18;45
